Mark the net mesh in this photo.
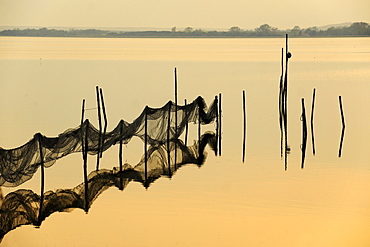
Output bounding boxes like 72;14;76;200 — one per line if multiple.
0;96;218;187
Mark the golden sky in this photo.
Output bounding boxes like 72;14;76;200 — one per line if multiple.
0;0;369;30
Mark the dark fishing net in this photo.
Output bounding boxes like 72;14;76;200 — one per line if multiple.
0;133;217;240
0;96;218;187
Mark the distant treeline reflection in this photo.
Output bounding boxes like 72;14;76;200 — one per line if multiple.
0;133;217;241
1;22;369;37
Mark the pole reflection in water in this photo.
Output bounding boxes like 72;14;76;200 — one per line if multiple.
338;96;346;157
300;98;308;169
310;88;316;156
0;133;217;241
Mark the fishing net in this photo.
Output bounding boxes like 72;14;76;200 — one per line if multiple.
0;133;217;240
0;96;218;187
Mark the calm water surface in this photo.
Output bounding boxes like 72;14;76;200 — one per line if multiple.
0;37;370;246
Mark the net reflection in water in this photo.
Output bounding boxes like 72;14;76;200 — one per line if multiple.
0;132;217;240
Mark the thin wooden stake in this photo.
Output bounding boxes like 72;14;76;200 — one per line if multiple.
80;100;89;212
284;34;289;148
99;88;108;158
184;99;188;146
218;93;222;156
338;96;346;157
81;99;85;159
283;34;290;171
242;90;246;163
310;88;316;155
119;120;124;190
198;98;201;157
119;120;123;171
83;119;89;212
37;133;45;226
95;86;102;171
215;96;218;156
174;68;178;169
144;107;148;188
167;102;172;176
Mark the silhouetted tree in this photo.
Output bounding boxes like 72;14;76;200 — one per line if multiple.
229;26;242;33
184;27;193;33
348;22;369;35
291;26;301;36
255;24;277;35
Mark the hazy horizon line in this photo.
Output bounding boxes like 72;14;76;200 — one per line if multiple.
0;21;363;32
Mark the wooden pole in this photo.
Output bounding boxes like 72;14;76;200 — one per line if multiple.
99;88;108;158
218;93;222;156
80;99;89;211
198;98;201;156
284;34;289;150
174;68;178;169
242;90;246;163
119;120;123;172
83;119;89;212
301;98;307;169
215;96;218;156
284;34;290;171
144;107;148;188
81;99;85;159
167;102;172;176
338;96;345;157
119;120;124;190
95;86;102;171
310;88;316;155
184;99;188;146
81;99;85;127
37;133;45;225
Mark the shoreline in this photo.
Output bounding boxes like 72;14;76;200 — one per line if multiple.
1;35;369;39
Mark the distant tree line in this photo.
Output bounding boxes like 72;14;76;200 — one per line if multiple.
0;27;110;37
1;23;369;38
287;22;370;37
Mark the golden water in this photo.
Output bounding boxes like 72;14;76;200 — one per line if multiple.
0;37;370;246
